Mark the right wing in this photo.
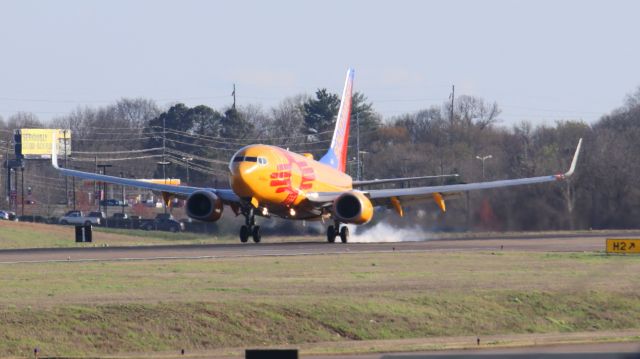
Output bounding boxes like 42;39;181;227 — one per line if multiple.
352;174;459;188
366;138;582;209
307;138;582;212
50;131;240;204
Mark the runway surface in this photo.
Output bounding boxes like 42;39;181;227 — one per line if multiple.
0;231;635;264
335;341;640;359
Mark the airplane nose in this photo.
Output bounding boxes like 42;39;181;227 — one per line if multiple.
231;162;257;197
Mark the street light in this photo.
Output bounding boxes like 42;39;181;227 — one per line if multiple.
358;151;369;181
156;161;171;213
475;154;493;180
157;161;171;184
181;157;193;184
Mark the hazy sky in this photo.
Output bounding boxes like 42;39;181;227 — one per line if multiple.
1;0;638;126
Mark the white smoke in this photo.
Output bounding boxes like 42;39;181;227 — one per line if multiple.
346;222;432;243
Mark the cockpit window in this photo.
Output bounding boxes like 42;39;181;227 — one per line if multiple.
258;157;268;165
233;156;258;163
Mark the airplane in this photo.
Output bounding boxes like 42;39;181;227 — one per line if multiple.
51;69;583;243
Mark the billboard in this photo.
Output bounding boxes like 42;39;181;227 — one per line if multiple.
18;129;71;159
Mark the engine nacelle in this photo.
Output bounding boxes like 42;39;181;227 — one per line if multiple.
186;190;223;222
332;191;374;224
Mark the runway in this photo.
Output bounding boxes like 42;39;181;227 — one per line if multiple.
0;230;634;264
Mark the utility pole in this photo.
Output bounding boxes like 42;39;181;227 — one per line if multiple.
71;169;76;211
158;114;171;219
97;164;112;225
63;130;69;207
162;115;166;183
182;157;192;184
120;171;125;215
441;84;455;184
232;84;236;110
21;167;24;217
359;151;369;180
13;167;17;213
450;85;455;124
356;113;361;181
94;156;98;208
4;147;8;205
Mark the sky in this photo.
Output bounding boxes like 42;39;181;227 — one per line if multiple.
0;0;638;127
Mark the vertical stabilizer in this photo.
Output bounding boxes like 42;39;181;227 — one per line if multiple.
319;68;354;172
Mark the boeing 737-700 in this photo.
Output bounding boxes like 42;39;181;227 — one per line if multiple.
51;69;582;243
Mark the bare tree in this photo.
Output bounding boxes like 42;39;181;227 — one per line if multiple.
7;112;43;129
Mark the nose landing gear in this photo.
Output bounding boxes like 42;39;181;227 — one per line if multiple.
327;222;349;243
240;207;261;243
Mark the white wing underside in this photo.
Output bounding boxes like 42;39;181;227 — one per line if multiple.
308;138;583;208
50;135;240;204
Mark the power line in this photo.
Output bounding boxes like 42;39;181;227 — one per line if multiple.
72;136;158;142
72;147;163;155
71;154;165;162
165;148;229;165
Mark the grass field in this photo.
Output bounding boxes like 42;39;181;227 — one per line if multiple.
2;220;639;250
0;221;320;248
1;246;639;357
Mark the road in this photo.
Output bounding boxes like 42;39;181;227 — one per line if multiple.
0;231;635;264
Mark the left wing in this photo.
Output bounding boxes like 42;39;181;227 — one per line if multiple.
50;131;240;204
308;138;582;211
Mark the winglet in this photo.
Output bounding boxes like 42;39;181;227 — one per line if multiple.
564;138;582;177
557;138;582;180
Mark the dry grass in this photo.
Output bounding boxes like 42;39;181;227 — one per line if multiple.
0;250;639;356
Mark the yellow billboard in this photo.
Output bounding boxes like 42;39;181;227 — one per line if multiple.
606;238;640;254
20;129;71;158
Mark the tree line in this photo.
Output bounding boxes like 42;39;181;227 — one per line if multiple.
1;86;639;231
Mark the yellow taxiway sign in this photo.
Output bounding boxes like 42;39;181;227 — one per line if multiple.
606;238;640;254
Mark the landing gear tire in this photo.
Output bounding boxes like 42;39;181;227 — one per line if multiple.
252;226;261;243
340;226;349;243
327;225;336;243
240;225;250;243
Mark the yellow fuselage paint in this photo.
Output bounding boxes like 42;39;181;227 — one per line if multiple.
229;145;352;219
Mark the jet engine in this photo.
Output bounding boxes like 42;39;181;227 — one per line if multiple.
186;190;224;222
332;191;374;224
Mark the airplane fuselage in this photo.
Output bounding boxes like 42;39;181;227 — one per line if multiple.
229;144;352;219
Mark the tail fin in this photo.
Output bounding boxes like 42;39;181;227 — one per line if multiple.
319;68;354;172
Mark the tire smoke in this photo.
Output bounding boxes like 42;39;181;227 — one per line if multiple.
347;222;432;243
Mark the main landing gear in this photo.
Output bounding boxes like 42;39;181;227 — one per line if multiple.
240;208;261;243
327;221;349;243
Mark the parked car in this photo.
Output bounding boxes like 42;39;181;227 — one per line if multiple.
18;215;47;223
111;213;128;220
99;199;128;207
140;214;184;232
0;210;9;220
7;211;18;221
87;211;107;224
59;211;101;226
